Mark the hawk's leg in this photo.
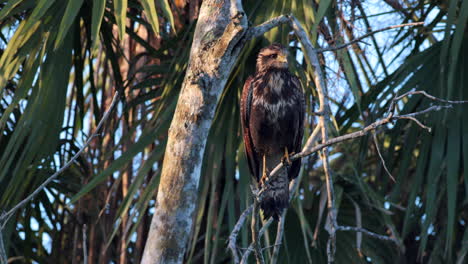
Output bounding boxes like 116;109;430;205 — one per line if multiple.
281;147;294;168
260;155;268;186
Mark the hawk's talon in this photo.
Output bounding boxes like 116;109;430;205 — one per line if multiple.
281;147;294;168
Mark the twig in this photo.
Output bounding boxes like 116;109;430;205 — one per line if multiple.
251;198;264;264
0;91;119;229
0;226;7;264
312;185;328;247
372;132;395;182
248;15;289;40
240;218;273;264
271;211;287;264
317;22;424;52
228;205;253;264
336;225;398;244
397;116;432;132
348;197;363;256
394;89;468;104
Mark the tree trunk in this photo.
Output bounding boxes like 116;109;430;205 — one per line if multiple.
140;0;247;263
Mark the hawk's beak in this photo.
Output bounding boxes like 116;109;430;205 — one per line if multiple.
277;54;288;63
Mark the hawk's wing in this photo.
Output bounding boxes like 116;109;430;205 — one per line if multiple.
240;76;259;181
288;75;306;180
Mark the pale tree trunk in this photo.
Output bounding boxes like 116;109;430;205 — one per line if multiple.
140;0;247;263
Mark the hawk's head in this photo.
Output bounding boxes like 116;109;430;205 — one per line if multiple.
256;43;289;72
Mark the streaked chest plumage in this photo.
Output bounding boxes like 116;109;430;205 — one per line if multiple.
252;70;300;123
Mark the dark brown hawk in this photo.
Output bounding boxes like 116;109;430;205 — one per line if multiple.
240;43;305;220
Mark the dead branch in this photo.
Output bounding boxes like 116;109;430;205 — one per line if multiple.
228;205;253;264
247;15;289;40
372;132;395;182
336;225;398;243
251;197;264;264
271;208;287;264
0;227;7;264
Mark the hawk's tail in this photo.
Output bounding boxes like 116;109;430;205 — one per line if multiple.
259;171;289;220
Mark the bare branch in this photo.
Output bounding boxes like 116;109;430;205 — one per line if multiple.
247;15;289;40
397;105;452;119
271;206;287;264
251;198;264;264
240;218;274;264
0;227;7;264
228;205;253;264
312;185;328;247
318;22;424;52
394;89;468;104
372;132;396;182
397;116;432;132
336;225;399;244
0;91;120;229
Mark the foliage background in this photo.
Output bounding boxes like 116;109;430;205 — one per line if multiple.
0;0;467;263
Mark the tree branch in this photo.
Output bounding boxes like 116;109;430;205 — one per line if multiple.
250;198;264;264
336;225;398;244
0;228;7;264
247;15;289;40
372;132;395;182
271;208;287;264
228;205;253;264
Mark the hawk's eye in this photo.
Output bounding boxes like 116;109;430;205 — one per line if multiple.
270;54;278;59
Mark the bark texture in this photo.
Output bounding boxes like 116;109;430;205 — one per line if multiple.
140;0;247;263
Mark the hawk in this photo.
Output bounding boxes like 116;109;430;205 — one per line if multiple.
240;43;305;220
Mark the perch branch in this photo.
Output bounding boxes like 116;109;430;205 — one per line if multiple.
0;91;119;229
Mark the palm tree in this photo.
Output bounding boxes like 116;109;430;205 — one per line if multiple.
0;0;466;263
